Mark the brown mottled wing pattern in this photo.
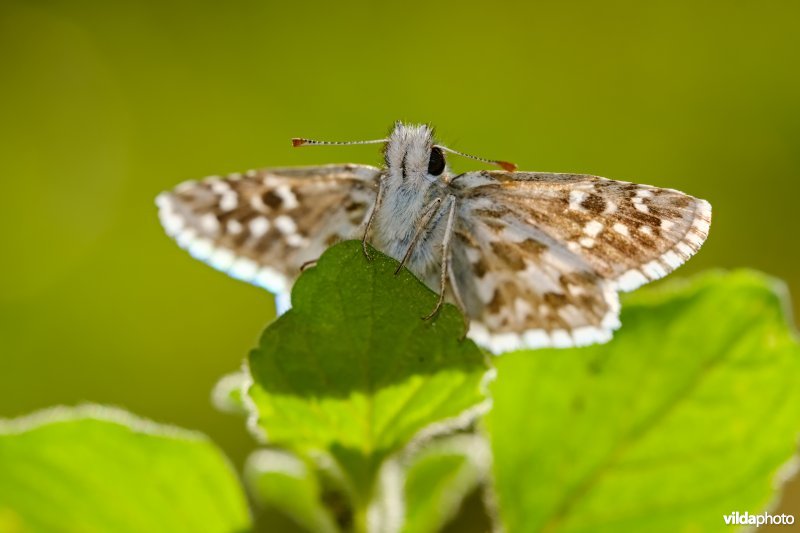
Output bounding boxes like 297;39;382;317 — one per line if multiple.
451;171;711;350
156;164;381;300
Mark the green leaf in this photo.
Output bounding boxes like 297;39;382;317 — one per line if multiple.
245;449;339;533
0;405;250;533
212;370;250;416
246;241;491;508
485;270;800;533
401;434;490;533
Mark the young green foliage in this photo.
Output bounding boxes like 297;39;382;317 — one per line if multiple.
212;370;249;416
0;405;250;533
485;270;800;532
401;434;490;533
245;449;339;533
245;241;491;521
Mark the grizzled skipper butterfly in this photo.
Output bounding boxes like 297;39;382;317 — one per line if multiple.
157;122;711;352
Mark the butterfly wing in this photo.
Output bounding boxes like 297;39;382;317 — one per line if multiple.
451;171;711;351
156;164;381;305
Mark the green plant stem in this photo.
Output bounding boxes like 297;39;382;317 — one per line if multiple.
353;504;369;533
330;449;381;533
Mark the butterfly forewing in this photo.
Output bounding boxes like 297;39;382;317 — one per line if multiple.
157;164;381;295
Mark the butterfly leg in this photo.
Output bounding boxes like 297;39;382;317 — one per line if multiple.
361;177;386;261
447;262;471;340
394;197;444;275
423;196;457;321
299;259;318;271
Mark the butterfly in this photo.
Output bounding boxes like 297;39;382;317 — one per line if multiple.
156;122;711;352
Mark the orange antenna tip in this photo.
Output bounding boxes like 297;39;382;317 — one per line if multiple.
291;138;307;147
497;160;518;172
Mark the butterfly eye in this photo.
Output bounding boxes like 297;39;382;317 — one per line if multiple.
427;146;446;176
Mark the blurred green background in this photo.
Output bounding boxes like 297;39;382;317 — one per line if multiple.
1;0;798;527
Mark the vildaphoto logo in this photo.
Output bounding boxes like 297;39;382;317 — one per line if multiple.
723;511;795;527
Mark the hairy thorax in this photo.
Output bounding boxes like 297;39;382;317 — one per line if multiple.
371;174;450;287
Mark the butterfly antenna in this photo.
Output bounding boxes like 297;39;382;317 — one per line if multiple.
292;138;387;147
437;145;517;172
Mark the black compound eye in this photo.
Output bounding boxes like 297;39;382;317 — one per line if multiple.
427;146;446;176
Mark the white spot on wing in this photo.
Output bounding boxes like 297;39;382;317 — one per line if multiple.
676;242;693;257
583;220;603;238
274;215;297;235
226;219;243;235
642;260;667;280
569;190;587;211
551;330;573;348
513;298;533;318
210;181;231;194
487;332;524;353
188;238;213;260
219;191;238;211
275;185;299;210
661;250;682;269
175;228;196;248
229;258;259;281
571;326;612;346
200;214;220;233
522;330;551;348
612;223;630;237
209;249;235;271
249;217;270;238
616;268;648;291
159;209;184;236
155;192;172;210
286;234;309;247
567;284;586;296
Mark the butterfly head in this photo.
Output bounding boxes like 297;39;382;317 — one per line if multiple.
384;122;448;185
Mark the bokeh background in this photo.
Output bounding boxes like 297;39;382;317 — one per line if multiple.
1;0;798;529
